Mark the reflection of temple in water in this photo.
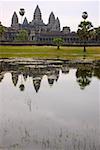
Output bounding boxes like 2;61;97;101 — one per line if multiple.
61;65;69;74
0;59;100;91
11;72;19;86
0;73;4;83
0;60;62;92
33;77;42;93
47;69;60;86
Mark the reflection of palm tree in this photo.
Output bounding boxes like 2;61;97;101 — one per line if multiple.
19;74;25;91
93;67;100;79
76;67;93;89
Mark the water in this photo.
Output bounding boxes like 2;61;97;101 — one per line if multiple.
0;59;100;150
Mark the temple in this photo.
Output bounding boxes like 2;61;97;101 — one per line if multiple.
11;5;61;32
0;5;99;44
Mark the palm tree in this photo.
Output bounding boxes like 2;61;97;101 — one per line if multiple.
19;8;25;29
53;38;64;49
77;12;94;52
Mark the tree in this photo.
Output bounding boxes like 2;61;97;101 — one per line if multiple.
77;12;94;52
0;25;5;40
94;26;100;41
19;8;25;29
53;38;64;49
15;29;28;41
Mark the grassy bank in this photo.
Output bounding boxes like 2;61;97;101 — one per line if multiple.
0;46;100;60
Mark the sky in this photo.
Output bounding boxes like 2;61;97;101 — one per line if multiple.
0;0;100;31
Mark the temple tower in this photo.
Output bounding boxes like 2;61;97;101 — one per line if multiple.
30;5;44;30
11;12;19;28
33;5;42;21
48;12;55;25
51;17;60;31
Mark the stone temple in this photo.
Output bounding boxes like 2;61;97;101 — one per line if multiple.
1;5;99;44
5;5;74;43
11;5;61;32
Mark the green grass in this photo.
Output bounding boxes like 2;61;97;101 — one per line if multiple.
0;46;100;60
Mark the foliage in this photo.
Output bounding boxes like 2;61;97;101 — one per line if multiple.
76;66;93;89
77;21;93;41
77;20;94;52
94;26;100;40
53;38;64;49
93;67;100;79
0;25;5;38
15;29;28;41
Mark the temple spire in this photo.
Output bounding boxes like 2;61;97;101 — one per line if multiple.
48;12;55;25
51;17;60;31
11;11;19;27
33;5;42;21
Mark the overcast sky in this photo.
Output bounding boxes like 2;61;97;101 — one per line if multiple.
0;0;100;31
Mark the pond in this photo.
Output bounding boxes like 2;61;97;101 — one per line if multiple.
0;59;100;150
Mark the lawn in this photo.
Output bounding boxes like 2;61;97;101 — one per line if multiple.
0;46;100;60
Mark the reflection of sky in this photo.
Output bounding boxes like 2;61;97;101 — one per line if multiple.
0;70;100;149
0;0;99;31
0;71;99;125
